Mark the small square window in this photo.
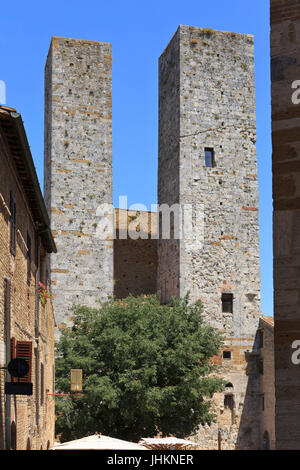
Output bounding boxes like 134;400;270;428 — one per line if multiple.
223;350;231;359
222;293;233;313
205;148;215;167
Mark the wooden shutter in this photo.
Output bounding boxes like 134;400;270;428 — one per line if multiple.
9;191;16;256
70;369;83;392
15;341;32;383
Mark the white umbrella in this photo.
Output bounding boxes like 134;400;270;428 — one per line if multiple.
52;433;147;450
139;437;199;450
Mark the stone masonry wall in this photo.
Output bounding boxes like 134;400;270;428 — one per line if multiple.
271;0;300;450
44;37;113;332
157;29;181;303
158;26;262;449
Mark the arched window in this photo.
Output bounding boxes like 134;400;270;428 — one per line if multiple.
262;431;270;450
225;382;233;388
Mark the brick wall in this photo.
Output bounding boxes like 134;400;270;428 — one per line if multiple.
0;119;55;450
114;209;158;299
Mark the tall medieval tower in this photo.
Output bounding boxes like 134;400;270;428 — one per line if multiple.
158;26;262;449
44;37;114;331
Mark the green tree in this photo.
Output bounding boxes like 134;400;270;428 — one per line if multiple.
55;294;225;442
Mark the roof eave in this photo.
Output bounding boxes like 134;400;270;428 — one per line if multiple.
1;108;57;254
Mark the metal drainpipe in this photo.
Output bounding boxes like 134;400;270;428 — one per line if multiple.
4;277;11;450
34;232;40;426
5;370;11;450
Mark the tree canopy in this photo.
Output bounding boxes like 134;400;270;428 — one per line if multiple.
55;294;225;442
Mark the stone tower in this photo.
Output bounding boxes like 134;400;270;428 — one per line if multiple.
158;26;262;449
44;37;113;331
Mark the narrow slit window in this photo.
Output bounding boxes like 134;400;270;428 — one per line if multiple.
205;147;215;168
222;293;233;313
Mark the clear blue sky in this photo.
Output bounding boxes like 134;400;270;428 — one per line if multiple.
0;0;272;316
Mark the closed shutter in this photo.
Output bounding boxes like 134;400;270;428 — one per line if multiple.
70;369;83;392
15;341;32;383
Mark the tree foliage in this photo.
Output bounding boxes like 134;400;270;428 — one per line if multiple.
55;294;225;442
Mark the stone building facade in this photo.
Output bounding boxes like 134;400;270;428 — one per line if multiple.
271;0;300;450
44;28;274;449
44;37;113;332
0;106;56;450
